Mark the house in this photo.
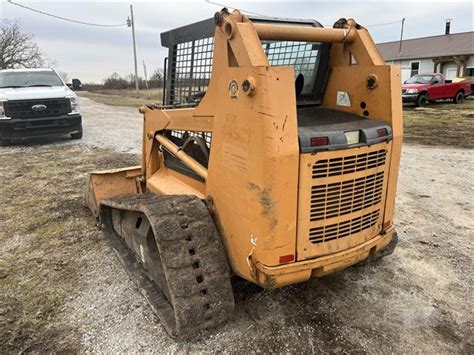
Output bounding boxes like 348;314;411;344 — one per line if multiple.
377;24;474;83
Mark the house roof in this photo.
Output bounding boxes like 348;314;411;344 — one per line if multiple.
377;31;474;61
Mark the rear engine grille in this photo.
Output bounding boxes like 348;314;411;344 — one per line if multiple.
312;149;386;178
310;172;384;221
309;210;380;244
4;98;71;119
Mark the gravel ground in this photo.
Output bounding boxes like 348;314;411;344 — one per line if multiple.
1;97;473;353
79;98;142;154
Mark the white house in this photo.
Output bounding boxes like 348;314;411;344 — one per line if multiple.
377;29;474;83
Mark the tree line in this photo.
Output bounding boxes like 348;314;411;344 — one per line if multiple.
100;70;164;90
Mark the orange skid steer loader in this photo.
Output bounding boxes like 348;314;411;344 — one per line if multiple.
85;10;402;337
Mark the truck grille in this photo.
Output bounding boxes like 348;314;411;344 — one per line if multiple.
312;149;386;178
310;171;384;221
309;210;380;244
4;98;71;119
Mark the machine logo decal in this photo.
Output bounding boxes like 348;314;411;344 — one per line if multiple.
228;79;239;100
31;104;47;111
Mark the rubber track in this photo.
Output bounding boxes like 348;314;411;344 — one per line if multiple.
99;193;235;337
356;232;399;267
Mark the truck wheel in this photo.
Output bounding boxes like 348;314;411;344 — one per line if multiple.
71;129;83;140
415;93;427;107
453;91;464;104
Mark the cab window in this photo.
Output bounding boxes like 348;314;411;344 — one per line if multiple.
432;75;442;84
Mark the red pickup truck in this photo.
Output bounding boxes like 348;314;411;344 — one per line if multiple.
402;73;471;107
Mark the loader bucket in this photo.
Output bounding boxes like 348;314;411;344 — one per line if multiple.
85;166;143;218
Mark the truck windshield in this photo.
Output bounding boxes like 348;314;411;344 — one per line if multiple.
405;75;433;84
0;71;64;88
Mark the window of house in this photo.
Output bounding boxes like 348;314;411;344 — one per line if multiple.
466;67;474;77
410;61;420;77
446;68;457;80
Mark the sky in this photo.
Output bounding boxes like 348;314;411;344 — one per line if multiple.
1;0;473;83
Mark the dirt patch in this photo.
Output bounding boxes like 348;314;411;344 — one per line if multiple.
403;98;474;148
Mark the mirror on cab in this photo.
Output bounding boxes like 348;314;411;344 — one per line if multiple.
67;78;83;91
72;78;82;91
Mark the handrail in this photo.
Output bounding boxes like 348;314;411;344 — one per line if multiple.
253;23;356;43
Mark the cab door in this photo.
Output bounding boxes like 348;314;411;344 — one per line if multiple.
429;74;444;99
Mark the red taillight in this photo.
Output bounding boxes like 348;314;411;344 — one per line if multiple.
310;137;329;146
383;220;391;230
377;128;388;137
279;254;294;264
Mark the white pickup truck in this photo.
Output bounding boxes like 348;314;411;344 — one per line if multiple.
0;68;82;146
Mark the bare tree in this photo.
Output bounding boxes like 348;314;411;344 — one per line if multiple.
57;70;69;83
0;19;45;69
103;72;128;89
149;68;164;88
150;68;163;81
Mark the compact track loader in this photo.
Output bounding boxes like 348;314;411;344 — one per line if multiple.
85;10;403;337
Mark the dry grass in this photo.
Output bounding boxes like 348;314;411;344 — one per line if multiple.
78;88;163;108
0;144;138;353
403;98;474;148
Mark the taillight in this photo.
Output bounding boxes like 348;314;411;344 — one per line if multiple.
377;128;388;137
310;137;329;146
279;254;294;264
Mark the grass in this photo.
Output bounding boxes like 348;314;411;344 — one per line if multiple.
403;98;474;148
0;144;138;353
78;88;163;108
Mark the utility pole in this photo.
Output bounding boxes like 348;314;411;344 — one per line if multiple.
398;18;406;54
143;60;150;100
127;4;139;98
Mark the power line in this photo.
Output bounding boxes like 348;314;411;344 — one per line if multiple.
366;19;404;28
204;0;268;18
6;0;128;28
205;1;406;30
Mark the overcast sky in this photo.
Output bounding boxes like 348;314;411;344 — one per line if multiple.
1;0;473;83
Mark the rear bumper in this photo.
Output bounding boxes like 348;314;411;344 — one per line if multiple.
255;227;397;288
0;114;82;140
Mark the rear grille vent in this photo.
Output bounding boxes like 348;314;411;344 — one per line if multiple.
309;210;380;244
310;172;384;221
4;98;71;119
312;149;387;178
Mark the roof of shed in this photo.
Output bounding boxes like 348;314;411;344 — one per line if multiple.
377;31;474;61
